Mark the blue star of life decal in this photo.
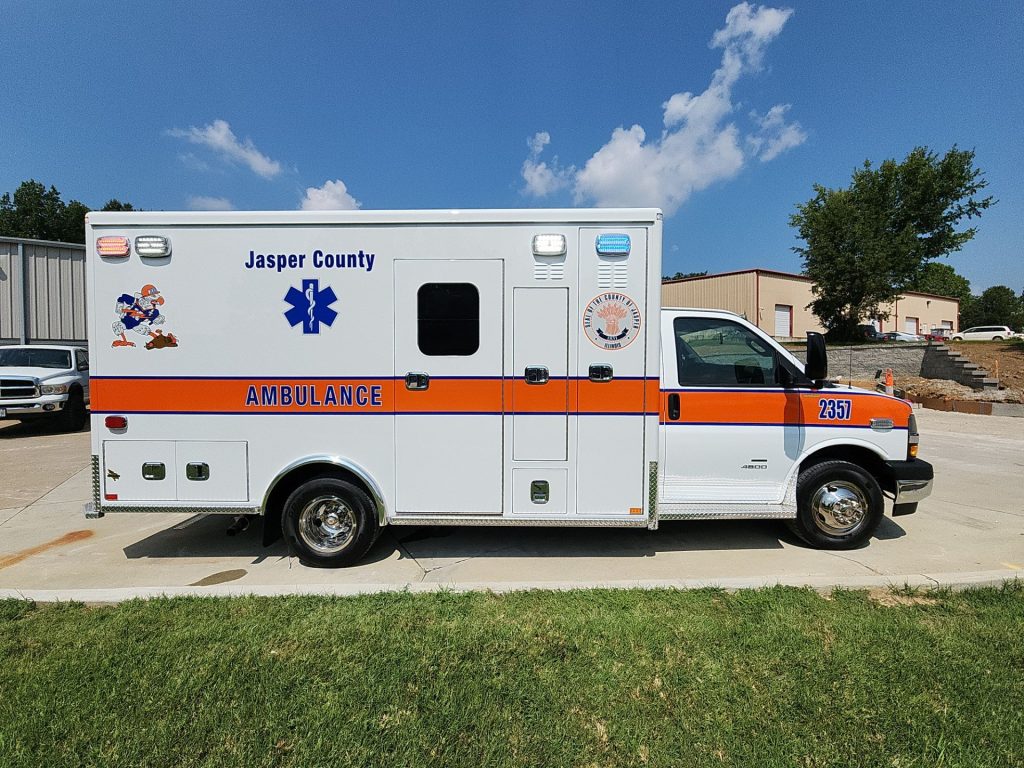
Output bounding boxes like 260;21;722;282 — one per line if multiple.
284;279;338;334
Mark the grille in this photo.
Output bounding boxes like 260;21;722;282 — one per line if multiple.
597;259;629;288
533;261;565;280
0;378;39;399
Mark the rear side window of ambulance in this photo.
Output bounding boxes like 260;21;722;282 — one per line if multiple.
417;283;480;356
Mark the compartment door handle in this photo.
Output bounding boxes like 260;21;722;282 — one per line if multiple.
405;372;430;391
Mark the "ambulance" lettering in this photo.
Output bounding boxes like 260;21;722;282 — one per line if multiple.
244;384;383;409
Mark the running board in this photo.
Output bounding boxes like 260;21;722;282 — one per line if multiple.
657;504;796;521
389;515;650;528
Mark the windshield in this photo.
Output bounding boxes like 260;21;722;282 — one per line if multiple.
0;348;72;369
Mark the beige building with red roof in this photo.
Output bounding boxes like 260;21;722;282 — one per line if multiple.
662;269;959;340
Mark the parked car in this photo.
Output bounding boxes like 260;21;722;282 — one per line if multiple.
880;331;924;342
924;329;952;342
856;324;884;341
0;345;90;430
950;326;1018;341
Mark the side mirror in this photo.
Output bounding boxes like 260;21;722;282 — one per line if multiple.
805;332;827;383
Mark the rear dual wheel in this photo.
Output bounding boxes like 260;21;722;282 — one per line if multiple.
789;460;884;550
281;477;379;567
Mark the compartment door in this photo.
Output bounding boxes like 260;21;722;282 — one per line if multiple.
394;260;504;514
102;441;176;501
512;287;568;460
175;441;249;502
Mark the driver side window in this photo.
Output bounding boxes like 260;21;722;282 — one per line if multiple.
674;317;777;387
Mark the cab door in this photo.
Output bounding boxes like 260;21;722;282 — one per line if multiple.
660;313;804;504
394;260;504;515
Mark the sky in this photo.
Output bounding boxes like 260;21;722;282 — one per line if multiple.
2;1;1022;292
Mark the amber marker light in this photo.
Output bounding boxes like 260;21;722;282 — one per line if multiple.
96;236;131;257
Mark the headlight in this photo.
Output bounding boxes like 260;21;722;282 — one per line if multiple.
41;384;70;395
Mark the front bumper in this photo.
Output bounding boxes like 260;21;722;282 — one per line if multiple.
884;459;934;504
0;395;68;417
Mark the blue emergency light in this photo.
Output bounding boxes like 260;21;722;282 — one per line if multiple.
595;233;631;256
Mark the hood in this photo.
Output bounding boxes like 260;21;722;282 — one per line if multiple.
0;367;73;381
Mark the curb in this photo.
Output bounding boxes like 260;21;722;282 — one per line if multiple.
908;395;1024;417
1;570;1019;603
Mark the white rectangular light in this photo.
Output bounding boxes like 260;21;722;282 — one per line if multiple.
135;235;172;257
532;233;566;257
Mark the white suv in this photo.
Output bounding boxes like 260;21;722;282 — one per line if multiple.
951;326;1018;341
0;345;90;431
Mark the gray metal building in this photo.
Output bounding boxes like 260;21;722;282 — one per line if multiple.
0;236;87;346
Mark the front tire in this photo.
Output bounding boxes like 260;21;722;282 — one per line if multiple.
992;336;1003;341
789;460;883;550
281;477;379;567
58;388;87;432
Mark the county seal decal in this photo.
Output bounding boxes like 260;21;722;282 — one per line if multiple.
582;292;642;350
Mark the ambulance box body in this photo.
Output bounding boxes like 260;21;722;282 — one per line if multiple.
85;208;932;566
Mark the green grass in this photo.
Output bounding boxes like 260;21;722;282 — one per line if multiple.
2;585;1023;767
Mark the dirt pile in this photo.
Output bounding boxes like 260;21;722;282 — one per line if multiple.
848;376;1024;403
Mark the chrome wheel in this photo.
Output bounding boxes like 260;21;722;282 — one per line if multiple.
297;495;357;554
809;480;868;535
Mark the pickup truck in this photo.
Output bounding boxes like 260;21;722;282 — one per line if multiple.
0;345;90;431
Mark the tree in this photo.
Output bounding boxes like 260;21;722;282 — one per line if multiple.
101;199;135;211
0;180;135;244
662;270;708;281
960;285;1024;331
790;146;994;340
60;200;91;244
907;262;972;303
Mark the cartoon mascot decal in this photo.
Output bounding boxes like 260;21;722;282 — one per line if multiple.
112;284;180;349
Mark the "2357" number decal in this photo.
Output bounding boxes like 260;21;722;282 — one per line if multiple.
818;398;852;421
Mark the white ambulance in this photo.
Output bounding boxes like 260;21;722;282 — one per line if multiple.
84;209;933;566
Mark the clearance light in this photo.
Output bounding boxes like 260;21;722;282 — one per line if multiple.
105;493;118;501
96;236;131;257
135;235;172;257
596;233;631;256
532;234;566;257
105;415;128;430
532;234;565;259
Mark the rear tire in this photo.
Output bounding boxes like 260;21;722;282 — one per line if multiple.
281;477;379;567
788;460;883;550
58;388;87;432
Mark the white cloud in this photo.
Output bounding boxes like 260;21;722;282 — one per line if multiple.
521;131;574;197
522;2;804;215
187;195;235;211
748;104;807;162
178;152;211;172
300;179;361;210
168;119;282;179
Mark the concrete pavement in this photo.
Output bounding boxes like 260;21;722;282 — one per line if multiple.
1;410;1021;601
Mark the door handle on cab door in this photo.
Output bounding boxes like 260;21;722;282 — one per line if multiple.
405;372;429;390
667;393;680;421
